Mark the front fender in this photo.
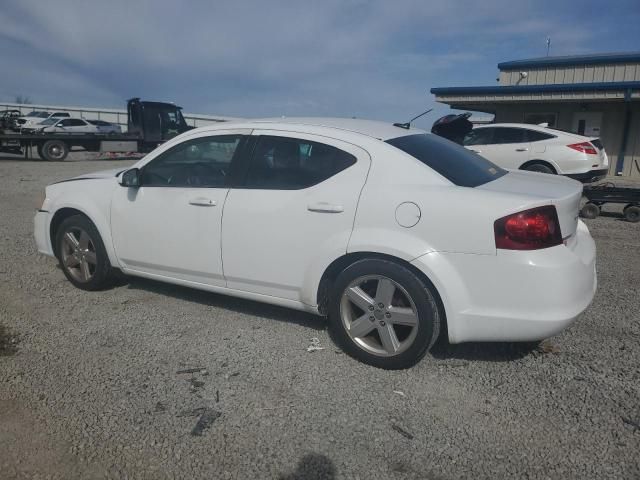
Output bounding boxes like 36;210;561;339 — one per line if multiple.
47;181;120;268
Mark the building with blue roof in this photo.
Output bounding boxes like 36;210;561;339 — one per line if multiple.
431;52;640;177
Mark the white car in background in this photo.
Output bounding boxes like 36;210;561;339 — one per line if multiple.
34;118;596;369
15;110;50;127
22;118;98;134
87;119;122;134
432;114;609;183
21;111;71;128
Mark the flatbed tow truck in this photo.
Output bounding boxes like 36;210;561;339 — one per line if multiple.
0;98;195;161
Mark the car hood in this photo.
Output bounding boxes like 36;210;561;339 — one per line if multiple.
479;170;583;238
54;168;124;184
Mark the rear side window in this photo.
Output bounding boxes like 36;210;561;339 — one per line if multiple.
386;134;506;187
525;130;555;142
492;128;526;144
245;136;356;189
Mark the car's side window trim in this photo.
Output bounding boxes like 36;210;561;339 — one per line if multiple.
139;133;251;189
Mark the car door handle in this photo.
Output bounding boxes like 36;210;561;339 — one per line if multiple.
470;149;481;153
307;202;344;213
515;148;529;152
188;197;217;207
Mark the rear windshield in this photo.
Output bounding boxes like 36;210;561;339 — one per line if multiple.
386;134;506;187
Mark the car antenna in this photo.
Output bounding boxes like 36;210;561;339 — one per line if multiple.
393;108;433;130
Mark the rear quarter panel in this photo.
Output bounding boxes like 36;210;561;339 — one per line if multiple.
348;144;534;258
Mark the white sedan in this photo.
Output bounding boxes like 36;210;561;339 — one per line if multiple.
24;118;99;134
34;118;597;369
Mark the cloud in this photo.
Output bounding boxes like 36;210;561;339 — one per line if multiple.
0;0;637;128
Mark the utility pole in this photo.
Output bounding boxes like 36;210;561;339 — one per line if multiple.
546;37;551;57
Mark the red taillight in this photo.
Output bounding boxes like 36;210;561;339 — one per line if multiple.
494;206;562;250
567;142;598;155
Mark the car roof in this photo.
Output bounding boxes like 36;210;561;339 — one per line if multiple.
473;123;549;131
197;117;425;141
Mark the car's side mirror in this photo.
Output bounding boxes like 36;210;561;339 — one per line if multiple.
120;168;141;188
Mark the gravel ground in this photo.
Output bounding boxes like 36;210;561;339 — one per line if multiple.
1;154;639;480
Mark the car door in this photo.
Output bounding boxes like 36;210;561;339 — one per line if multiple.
221;130;370;304
110;130;251;286
486;127;531;169
55;118;75;132
463;127;496;158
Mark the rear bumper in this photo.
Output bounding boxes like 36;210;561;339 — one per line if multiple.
34;210;54;256
566;168;608;183
411;220;597;344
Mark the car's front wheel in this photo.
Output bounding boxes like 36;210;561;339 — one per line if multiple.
55;215;114;291
328;259;441;369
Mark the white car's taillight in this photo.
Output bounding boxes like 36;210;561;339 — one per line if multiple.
567;142;598;155
494;206;562;250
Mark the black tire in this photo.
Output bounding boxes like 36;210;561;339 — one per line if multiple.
580;202;600;219
41;140;69;161
523;162;555;174
328;259;441;369
624;205;640;223
54;215;114;291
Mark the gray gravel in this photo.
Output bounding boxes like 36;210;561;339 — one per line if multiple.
1;155;639;479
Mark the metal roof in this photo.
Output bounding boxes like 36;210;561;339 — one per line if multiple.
431;81;640;96
498;52;640;70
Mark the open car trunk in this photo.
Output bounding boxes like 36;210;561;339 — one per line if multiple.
431;113;473;145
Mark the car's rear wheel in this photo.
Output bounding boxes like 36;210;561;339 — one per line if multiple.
55;215;114;290
328;259;440;369
41;140;69;161
523;162;555;174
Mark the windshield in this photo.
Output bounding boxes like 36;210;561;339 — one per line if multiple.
40;118;57;125
26;111;49;118
386;133;506;187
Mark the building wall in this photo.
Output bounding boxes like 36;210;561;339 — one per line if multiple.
493;102;640;178
499;62;640;86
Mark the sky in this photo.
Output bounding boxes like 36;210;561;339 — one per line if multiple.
1;0;639;129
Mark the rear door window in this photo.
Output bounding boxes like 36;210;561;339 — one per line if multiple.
244;136;357;190
387;134;506;187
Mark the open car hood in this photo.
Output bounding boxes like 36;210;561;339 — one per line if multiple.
431;112;473;145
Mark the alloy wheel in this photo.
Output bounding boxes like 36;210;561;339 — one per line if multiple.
340;275;419;357
60;227;98;283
